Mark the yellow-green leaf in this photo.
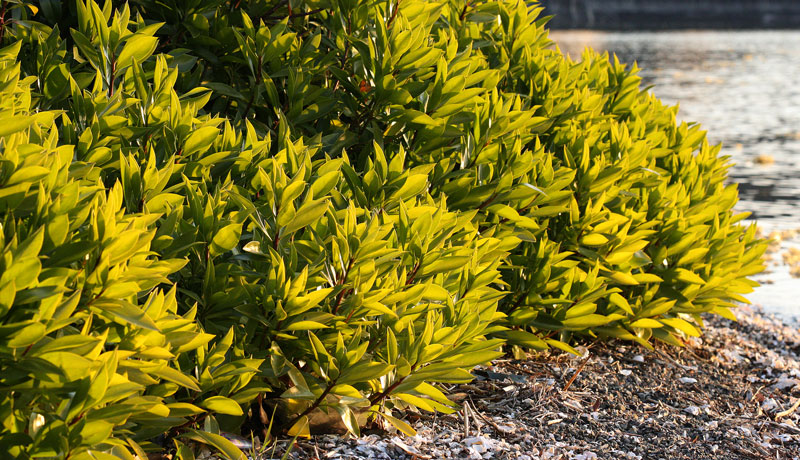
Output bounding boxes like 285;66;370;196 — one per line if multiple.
283;199;328;235
581;233;608;246
283;320;328;331
7;322;46;348
200;396;243;416
183;126;220;157
167;403;206;417
210;224;242;257
608;293;633;315
286;416;310;438
608;271;639;285
675;268;705;285
182;430;247;460
629;318;663;329
117;34;159;70
378;412;416;436
150;366;201;392
660;317;700;337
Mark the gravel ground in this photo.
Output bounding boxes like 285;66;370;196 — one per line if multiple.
257;305;800;460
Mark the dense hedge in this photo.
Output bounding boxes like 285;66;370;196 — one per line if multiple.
0;0;765;458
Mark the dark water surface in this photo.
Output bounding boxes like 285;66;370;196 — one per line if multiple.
550;30;800;319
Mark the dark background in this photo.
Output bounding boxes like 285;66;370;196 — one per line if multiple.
538;0;800;30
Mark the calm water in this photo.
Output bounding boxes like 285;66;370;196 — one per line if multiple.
550;30;800;319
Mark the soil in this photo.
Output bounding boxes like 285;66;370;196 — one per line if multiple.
262;305;800;460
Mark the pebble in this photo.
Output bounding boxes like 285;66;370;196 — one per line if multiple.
771;375;799;390
619;369;632;376
678;377;698;384
762;398;779;412
684;405;701;416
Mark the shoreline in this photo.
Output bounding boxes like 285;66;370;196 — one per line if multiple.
261;305;800;459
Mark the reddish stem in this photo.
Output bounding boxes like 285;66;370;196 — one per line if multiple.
368;365;416;406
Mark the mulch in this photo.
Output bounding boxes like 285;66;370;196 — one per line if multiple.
265;305;800;460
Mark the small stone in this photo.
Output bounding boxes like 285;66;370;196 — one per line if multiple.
755;154;775;165
619;369;632;376
771;376;799;390
632;355;645;363
762;398;779;412
678;377;698;384
684;405;701;416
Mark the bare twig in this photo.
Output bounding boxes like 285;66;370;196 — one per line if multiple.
466;397;512;436
776;397;800;419
562;355;590;392
461;400;474;437
655;349;695;371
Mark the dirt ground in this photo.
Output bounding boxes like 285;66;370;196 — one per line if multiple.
272;305;800;460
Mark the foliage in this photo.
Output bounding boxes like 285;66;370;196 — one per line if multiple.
0;0;765;458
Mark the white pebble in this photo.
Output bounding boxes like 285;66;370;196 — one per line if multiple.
771;376;799;390
762;398;779;412
684;405;701;416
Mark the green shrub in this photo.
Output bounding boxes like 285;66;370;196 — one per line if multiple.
0;0;765;458
106;0;763;351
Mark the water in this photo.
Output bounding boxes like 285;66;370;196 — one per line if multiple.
550;30;800;319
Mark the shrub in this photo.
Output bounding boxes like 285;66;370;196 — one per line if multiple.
0;0;765;458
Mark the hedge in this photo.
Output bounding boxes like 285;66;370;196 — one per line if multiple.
0;0;765;458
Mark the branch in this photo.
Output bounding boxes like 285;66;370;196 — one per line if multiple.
262;7;324;21
331;257;355;315
285;380;336;430
505;291;526;314
387;1;401;29
0;2;8;44
242;55;263;120
476;192;498;211
459;2;471;21
368;366;416;406
405;261;421;285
